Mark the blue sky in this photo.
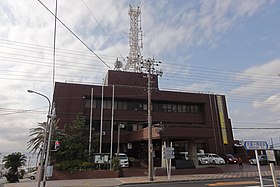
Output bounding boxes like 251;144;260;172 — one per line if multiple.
0;0;280;157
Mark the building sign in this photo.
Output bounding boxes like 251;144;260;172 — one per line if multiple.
162;147;175;159
243;141;268;150
217;95;228;144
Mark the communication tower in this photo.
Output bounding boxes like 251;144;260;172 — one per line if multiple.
125;5;143;72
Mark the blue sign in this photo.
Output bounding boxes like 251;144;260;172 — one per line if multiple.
243;141;268;150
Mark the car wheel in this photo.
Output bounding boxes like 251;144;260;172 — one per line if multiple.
30;176;35;180
212;160;216;164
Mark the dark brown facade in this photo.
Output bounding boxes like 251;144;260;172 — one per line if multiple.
53;70;234;165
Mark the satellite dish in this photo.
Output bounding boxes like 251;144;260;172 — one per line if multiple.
114;58;123;70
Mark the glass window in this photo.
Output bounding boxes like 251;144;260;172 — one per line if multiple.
167;104;172;112
93;99;101;109
104;100;111;109
182;105;186;112
162;104;168;112
186;105;191;113
128;102;142;111
177;105;182;112
172;104;177;112
143;103;147;111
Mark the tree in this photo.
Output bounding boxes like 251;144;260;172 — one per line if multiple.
27;122;47;154
3;152;26;183
51;114;99;167
27;121;60;165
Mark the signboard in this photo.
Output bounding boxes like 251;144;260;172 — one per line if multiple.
46;166;53;177
162;147;175;159
243;141;268;150
93;154;110;164
266;150;276;162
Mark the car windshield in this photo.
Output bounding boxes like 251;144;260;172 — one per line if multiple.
199;155;207;158
226;154;234;158
119;155;127;159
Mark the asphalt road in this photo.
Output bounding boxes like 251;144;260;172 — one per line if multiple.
122;177;280;187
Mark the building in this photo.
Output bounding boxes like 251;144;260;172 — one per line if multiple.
53;70;234;167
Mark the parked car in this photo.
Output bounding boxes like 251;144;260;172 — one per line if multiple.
249;155;268;165
178;152;209;165
197;154;210;165
205;153;225;165
26;171;36;180
118;153;129;168
219;154;238;164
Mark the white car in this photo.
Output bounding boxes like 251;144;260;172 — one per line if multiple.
25;171;36;180
197;154;210;165
0;177;7;183
205;153;225;165
249;155;268;165
117;153;129;168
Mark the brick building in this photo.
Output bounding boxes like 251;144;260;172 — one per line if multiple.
53;70;234;167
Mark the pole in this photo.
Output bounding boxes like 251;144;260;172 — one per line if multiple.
110;85;115;169
117;124;120;157
270;163;278;187
99;82;104;154
255;150;264;187
147;60;153;181
89;88;93;160
27;90;51;187
43;111;54;186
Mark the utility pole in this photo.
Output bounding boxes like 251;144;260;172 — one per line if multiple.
147;61;153;181
141;58;163;181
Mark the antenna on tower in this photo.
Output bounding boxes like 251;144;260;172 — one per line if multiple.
125;5;143;72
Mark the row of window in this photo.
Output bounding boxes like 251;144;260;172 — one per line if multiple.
86;99;203;114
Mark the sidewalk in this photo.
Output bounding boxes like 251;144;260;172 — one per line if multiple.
3;164;280;187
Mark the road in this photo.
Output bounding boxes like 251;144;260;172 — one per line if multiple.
122;177;280;187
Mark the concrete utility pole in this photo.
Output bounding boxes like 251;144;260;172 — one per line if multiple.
147;62;153;181
141;58;163;181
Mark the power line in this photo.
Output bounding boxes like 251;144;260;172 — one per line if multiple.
81;0;126;62
37;0;112;70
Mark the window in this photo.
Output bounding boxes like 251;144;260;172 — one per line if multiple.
177;105;182;112
93;99;101;109
143;103;147;111
172;104;177;112
104;100;111;109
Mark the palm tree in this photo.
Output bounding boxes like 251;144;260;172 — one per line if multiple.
27;121;60;165
27;122;47;166
27;122;47;155
3;152;26;183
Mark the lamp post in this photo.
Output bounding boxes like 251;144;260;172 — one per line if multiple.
27;90;51;187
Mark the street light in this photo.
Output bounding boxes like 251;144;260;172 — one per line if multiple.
28;89;51;187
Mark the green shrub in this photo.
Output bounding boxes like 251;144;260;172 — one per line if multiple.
111;156;120;170
80;162;96;171
55;160;83;173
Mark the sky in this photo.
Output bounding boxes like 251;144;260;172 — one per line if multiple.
0;0;280;161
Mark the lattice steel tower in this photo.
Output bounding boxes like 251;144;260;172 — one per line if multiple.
125;5;143;72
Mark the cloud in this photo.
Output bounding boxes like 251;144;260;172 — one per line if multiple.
0;0;278;153
231;59;280;95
